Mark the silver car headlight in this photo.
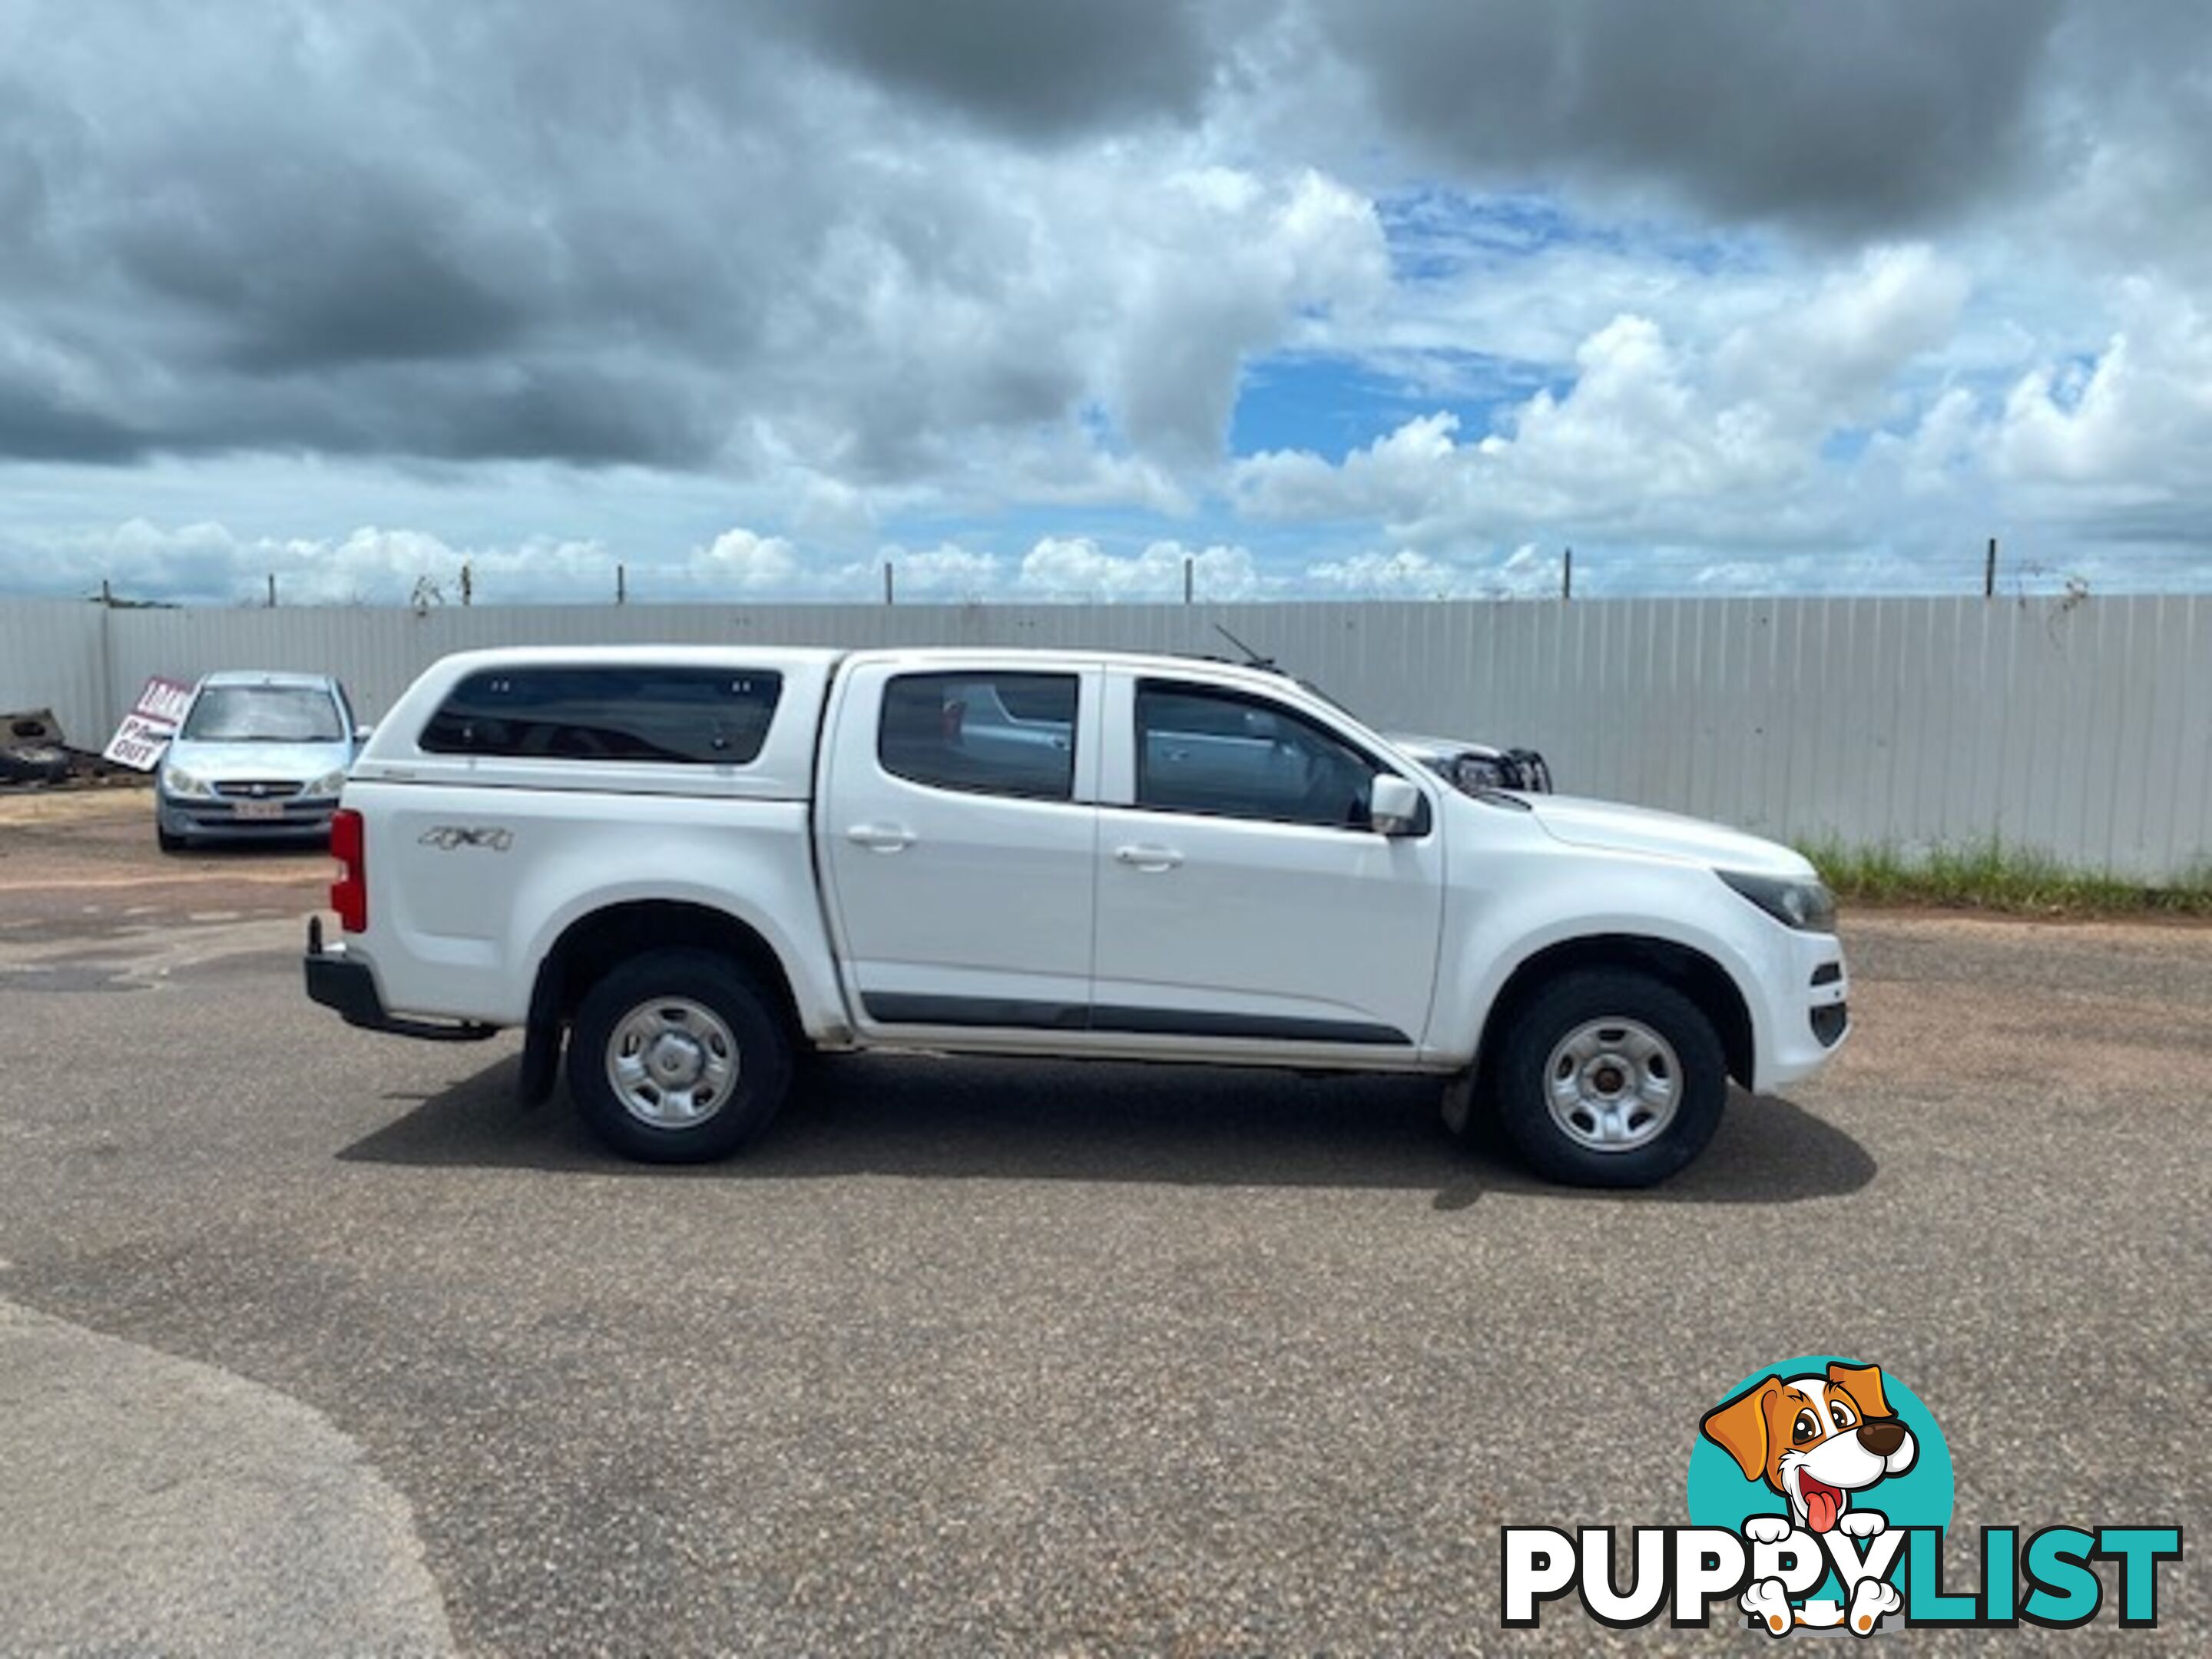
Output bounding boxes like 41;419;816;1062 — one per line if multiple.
1415;752;1504;796
1452;753;1506;793
307;768;349;798
1718;870;1837;933
161;765;214;800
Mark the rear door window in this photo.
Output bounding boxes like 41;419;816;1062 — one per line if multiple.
419;667;783;763
878;671;1077;800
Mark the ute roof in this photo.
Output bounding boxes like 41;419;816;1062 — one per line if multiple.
424;645;845;673
421;642;1317;695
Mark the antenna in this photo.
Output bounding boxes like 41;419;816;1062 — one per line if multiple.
1212;624;1275;671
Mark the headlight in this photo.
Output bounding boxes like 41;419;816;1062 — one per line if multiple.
307;768;349;797
1718;870;1837;933
161;766;214;799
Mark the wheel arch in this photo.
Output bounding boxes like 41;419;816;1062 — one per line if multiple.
1476;933;1756;1090
526;902;805;1044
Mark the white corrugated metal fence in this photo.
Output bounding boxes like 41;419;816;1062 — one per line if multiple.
2;594;2206;879
0;599;108;747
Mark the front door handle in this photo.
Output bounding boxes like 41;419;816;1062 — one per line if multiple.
847;823;918;853
1114;843;1184;872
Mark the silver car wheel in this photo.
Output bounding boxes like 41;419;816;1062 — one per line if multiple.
605;997;739;1128
1542;1017;1681;1153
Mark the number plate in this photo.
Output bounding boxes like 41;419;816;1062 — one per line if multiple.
233;799;285;821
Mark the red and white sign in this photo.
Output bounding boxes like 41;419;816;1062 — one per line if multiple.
102;675;195;771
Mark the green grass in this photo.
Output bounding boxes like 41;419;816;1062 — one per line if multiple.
1796;837;2212;919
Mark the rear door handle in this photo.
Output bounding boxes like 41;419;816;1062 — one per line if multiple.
1114;843;1183;872
846;823;918;853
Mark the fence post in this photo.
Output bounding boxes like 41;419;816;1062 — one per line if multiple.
1184;555;1194;604
97;579;116;733
1562;548;1574;601
459;561;473;606
1983;537;1997;598
883;561;895;606
616;563;627;605
266;572;276;608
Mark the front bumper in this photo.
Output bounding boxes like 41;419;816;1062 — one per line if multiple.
303;918;498;1042
163;793;339;839
1757;929;1851;1090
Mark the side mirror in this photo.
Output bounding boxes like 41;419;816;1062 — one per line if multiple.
1369;773;1422;836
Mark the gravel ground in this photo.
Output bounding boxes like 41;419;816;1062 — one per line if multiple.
0;791;2204;1654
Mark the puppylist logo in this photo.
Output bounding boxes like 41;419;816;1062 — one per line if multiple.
1502;1355;2182;1637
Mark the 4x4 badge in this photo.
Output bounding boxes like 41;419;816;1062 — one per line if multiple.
419;826;513;853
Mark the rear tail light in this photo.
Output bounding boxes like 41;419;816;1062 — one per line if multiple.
330;807;367;933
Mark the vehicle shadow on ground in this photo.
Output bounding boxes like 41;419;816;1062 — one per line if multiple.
339;1052;1876;1207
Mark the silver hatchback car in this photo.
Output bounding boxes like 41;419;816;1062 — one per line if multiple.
156;671;366;850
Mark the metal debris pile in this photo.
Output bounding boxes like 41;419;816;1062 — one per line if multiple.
0;710;144;790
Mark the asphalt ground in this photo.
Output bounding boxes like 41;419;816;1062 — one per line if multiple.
0;789;2205;1655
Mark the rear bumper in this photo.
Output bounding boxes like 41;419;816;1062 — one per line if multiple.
303;918;498;1042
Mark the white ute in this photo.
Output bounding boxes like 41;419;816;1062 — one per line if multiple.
303;647;1849;1187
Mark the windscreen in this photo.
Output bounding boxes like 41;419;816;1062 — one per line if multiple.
180;685;346;742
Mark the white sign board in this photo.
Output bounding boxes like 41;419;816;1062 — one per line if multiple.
102;676;195;771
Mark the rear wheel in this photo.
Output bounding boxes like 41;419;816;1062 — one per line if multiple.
1489;969;1727;1187
566;949;793;1163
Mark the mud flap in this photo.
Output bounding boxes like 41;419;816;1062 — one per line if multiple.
1439;1066;1478;1137
517;966;564;1105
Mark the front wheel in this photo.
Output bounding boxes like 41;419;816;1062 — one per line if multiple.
566;949;793;1163
1488;969;1727;1187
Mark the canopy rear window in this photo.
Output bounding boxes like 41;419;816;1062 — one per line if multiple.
419;667;783;765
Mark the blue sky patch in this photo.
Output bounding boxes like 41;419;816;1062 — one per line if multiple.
1229;349;1555;462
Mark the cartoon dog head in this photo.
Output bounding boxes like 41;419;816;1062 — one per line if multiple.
1700;1361;1916;1534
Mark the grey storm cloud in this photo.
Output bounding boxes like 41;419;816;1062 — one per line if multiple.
0;380;143;462
784;0;1220;138
0;0;1214;471
1317;0;2069;234
0;0;2203;473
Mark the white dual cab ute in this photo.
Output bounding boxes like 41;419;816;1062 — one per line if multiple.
303;646;1849;1187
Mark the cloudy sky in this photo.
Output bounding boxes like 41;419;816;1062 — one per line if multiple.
2;0;2209;605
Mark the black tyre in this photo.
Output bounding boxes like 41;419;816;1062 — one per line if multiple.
1488;969;1727;1187
565;949;794;1163
157;823;188;853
